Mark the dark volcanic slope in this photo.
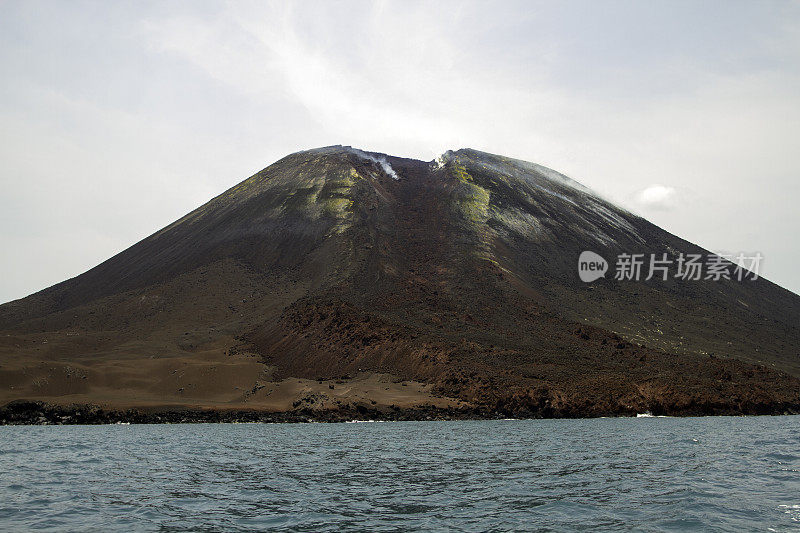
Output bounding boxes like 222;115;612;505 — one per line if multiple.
1;146;799;417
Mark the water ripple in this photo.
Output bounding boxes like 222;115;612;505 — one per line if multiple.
0;417;799;531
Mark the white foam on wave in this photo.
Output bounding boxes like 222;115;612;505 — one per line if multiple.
779;504;800;522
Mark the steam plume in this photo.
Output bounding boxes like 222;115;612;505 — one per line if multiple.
349;148;399;180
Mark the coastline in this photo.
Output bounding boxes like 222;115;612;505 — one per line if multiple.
2;400;798;425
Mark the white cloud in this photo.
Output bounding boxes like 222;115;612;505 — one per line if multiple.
633;185;678;211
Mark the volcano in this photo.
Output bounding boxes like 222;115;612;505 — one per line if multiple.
2;146;799;422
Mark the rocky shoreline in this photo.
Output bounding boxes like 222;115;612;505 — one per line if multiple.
2;400;798;425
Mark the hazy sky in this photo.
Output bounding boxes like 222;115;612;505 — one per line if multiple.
2;0;799;303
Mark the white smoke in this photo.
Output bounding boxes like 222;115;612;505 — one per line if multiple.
348;147;400;180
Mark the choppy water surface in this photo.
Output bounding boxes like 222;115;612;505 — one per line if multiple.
1;417;799;531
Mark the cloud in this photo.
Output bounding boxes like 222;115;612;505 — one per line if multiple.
632;185;678;211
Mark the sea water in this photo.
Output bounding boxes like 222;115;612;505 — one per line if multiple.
1;417;799;531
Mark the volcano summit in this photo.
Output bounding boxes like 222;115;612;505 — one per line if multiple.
1;146;799;422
